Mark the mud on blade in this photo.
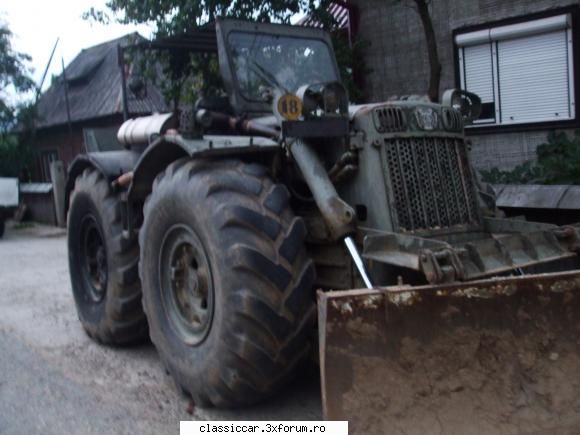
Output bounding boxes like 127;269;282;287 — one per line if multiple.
318;271;580;435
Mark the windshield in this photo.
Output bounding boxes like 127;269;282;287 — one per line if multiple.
228;31;339;102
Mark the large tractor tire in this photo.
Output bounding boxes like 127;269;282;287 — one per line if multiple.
68;168;147;344
139;159;315;407
0;218;4;238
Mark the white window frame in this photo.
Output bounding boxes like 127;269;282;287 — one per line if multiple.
456;14;576;127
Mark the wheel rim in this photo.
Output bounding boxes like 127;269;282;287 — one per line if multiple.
80;215;108;303
160;224;214;346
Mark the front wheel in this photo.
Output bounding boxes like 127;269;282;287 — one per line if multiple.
139;159;315;407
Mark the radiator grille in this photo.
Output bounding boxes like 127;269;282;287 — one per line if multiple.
384;137;480;232
374;107;406;133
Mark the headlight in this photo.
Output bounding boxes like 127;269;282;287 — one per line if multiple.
296;85;319;116
296;82;348;118
322;82;348;115
442;89;482;123
414;107;439;130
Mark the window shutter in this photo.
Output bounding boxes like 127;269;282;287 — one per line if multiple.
463;44;494;103
497;30;571;123
462;44;495;121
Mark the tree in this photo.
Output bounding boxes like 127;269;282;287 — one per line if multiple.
86;1;315;35
390;0;441;102
0;23;35;132
411;0;441;102
0;23;36;178
86;1;321;108
88;1;368;105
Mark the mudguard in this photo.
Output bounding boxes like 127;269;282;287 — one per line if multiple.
65;150;141;213
127;134;278;204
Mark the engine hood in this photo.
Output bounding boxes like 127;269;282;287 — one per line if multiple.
349;100;464;135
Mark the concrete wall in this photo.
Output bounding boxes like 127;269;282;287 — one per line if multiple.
20;191;56;226
350;0;580;170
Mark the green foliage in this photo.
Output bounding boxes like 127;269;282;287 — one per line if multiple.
0;23;36;179
309;1;369;102
331;35;369;103
87;0;366;106
479;161;544;184
0;104;36;179
86;1;315;33
480;132;580;185
0;134;28;178
13;221;34;230
0;24;35;132
133;47;224;110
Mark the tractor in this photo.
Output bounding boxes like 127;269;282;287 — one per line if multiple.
67;19;580;434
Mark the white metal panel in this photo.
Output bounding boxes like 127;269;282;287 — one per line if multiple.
462;43;496;124
491;42;501;123
455;14;569;47
568;27;576;119
455;29;490;47
498;30;572;124
117;112;174;145
463;44;494;103
491;14;569;41
0;178;19;207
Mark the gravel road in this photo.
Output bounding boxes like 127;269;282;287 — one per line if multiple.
0;224;321;435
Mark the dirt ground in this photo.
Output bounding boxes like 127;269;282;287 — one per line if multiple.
5;222;580;435
0;223;321;435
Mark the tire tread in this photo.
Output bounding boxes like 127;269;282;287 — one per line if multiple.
69;169;147;345
140;159;315;407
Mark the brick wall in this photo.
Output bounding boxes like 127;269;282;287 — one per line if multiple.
350;0;579;170
32;115;123;181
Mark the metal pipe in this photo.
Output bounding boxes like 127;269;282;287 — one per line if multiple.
36;38;59;103
344;236;373;289
61;57;73;135
201;110;280;138
242;119;279;138
289;139;356;240
118;44;129;121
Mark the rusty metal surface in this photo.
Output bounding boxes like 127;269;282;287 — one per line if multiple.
363;222;579;284
318;270;580;434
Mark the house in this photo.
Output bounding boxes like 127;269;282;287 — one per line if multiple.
345;0;579;171
33;33;168;181
298;1;356;42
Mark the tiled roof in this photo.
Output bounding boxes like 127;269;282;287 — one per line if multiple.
35;33;168;129
298;2;351;30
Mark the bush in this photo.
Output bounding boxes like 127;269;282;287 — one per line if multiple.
0;134;32;178
480;132;580;185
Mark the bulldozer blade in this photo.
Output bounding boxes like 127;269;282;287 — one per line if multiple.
318;270;580;435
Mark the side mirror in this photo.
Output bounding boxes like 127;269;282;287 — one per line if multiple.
442;89;482;124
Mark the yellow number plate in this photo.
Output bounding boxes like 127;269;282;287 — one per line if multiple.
277;95;303;121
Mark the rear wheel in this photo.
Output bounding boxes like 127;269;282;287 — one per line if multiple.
68;168;147;344
140;159;315;407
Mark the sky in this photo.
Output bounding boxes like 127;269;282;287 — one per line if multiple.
1;0;153;103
